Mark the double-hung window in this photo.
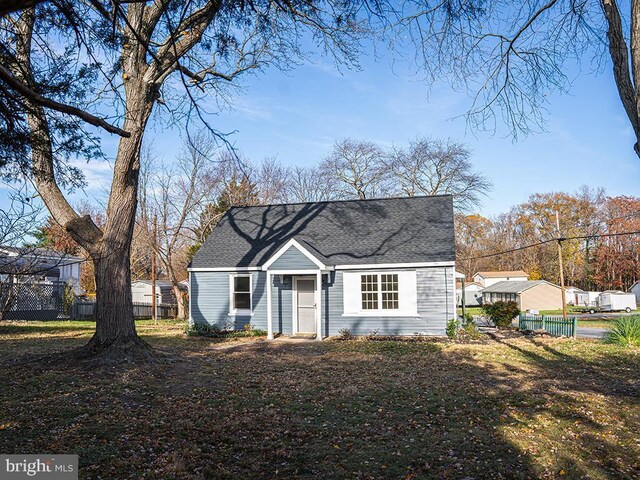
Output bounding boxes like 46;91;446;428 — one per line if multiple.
230;274;252;314
361;273;399;311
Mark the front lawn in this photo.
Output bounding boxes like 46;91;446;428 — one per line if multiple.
577;319;614;329
1;321;638;479
456;306;483;316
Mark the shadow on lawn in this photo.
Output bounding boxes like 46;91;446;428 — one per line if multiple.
0;323;96;336
0;332;638;479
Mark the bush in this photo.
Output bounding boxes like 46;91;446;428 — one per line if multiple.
185;322;266;338
604;315;640;347
482;301;520;329
338;328;353;340
185;322;220;337
446;318;459;339
460;317;485;341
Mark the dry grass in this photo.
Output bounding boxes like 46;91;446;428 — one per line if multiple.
0;320;639;479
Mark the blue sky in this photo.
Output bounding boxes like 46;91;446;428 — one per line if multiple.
7;42;640;218
140;51;638;216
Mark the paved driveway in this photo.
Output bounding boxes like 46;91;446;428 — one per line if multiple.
576;327;607;339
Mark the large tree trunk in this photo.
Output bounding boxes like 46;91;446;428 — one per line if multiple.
77;248;153;362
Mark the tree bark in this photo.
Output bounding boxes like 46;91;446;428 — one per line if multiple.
601;0;640;157
173;284;186;320
77;248;154;362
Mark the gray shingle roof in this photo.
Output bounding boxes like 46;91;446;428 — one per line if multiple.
190;195;455;269
481;280;559;294
0;246;82;260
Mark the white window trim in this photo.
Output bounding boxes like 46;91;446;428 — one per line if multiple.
360;273;400;312
342;271;419;317
342;312;421;318
336;261;454;270
189;266;260;272
291;275;317;335
228;273;253;316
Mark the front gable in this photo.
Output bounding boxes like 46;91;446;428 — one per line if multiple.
263;239;326;271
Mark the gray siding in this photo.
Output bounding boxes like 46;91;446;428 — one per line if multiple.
322;268;453;336
190;271;268;331
191;271;295;334
191;266;454;336
269;246;318;270
272;275;293;334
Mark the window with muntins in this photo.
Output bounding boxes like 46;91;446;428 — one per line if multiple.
381;274;399;309
361;274;399;311
233;275;251;311
361;274;378;310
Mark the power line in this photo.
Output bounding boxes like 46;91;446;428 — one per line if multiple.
460;230;640;262
460;238;556;261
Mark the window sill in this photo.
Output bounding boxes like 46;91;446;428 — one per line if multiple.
228;311;253;317
342;311;420;318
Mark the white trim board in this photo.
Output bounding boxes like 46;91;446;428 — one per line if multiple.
262;238;327;270
292;275;317;335
189;261;455;272
188;266;260;272
268;269;325;275
336;261;455;270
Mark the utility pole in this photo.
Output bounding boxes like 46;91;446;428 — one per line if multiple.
556;211;567;318
151;214;157;325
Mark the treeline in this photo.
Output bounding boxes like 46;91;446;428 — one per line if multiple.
456;188;640;291
33;133;639;307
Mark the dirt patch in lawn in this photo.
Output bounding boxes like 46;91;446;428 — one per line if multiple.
0;321;638;479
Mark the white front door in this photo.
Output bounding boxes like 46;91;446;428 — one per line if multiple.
296;278;316;333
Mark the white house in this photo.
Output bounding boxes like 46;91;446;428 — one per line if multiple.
575;291;600;308
0;246;83;294
564;286;585;305
456;281;483;307
472;271;529;288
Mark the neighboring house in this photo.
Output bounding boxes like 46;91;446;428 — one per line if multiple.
473;270;529;288
630;281;640;305
0;246;83;294
188;195;456;339
131;280;181;305
564;286;585;305
481;280;563;312
456;281;483;307
575;291;601;308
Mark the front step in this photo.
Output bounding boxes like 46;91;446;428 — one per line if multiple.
289;333;317;340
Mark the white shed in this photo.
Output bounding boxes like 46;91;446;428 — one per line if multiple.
131;280;177;305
